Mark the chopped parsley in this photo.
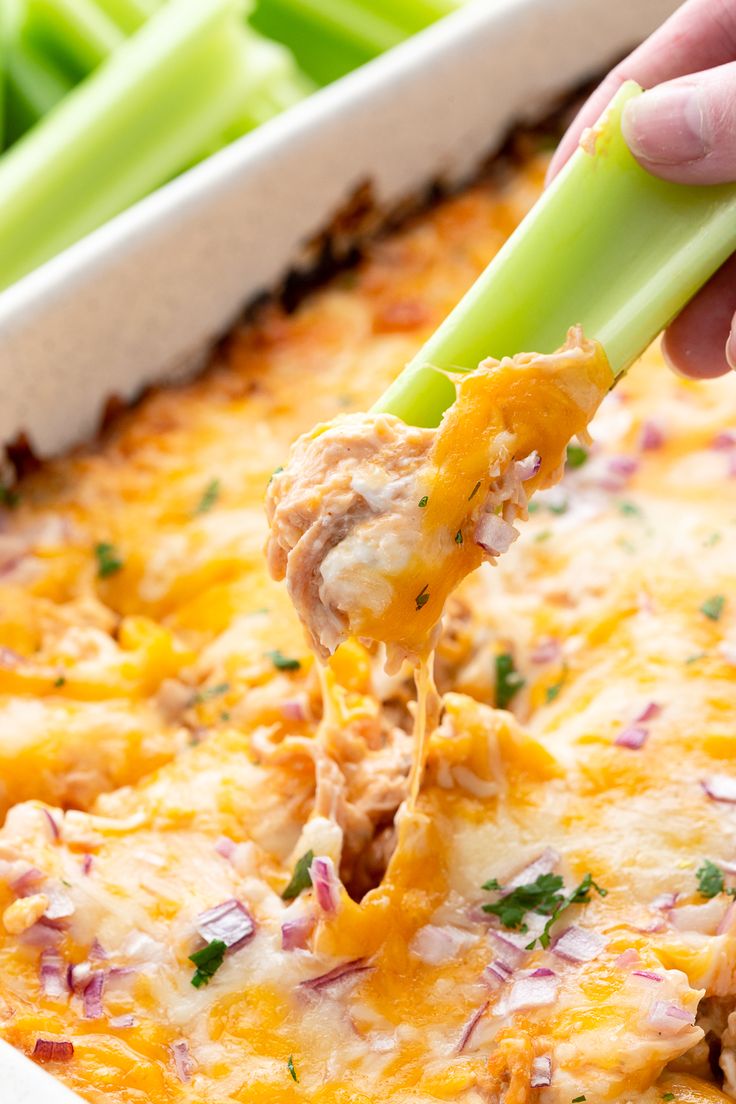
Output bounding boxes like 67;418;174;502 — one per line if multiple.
565;444;588;469
191;682;230;705
189;939;227;988
495;652;525;710
705;532;722;547
534;529;552;543
455;529;463;545
685;652;707;665
662;1094;675;1102
282;849;314;900
548;499;568;515
53;676;66;688
287;1055;298;1082
418;496;429;508
415;584;430;611
195;478;220;515
618;500;642;517
697;860;724;899
700;594;726;621
269;466;284;485
94;542;123;578
0;484;19;508
481;871;607;950
468;480;481;501
546;679;564;703
268;649;301;671
572;1096;587;1102
527;501;540;514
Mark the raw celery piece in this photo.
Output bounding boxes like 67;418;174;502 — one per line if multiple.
374;82;736;427
6;34;72;140
22;0;124;81
92;0;161;34
360;0;459;35
0;0;253;291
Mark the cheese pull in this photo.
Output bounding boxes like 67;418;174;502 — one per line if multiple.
374;81;736;428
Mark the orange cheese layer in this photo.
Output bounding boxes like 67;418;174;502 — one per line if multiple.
0;151;734;1104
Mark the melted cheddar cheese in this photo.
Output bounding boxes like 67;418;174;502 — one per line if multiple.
0;151;734;1104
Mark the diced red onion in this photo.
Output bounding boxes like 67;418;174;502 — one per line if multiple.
718;900;736;935
702;775;736;803
82;971;104;1019
635;702;661;724
506;849;560;891
300;959;372;991
109;1014;136;1029
195;899;255;952
712;431;736;451
309;856;340;915
89;939;107;961
488;930;528;967
44;884;74;920
719;860;736;876
81;854;93;875
516;452;541;481
530;638;561;665
0;646;21;668
214;836;236;860
530;1055;552;1088
632;970;663;982
651;892;678;911
529;967;556;978
33;1038;74;1062
281;912;315;951
640;421;664;451
12;866;44;896
39;948;67;999
483;959;514;988
42;809;60;841
455;1000;489;1054
171;1040;193;1084
281;700;307;723
670;898;726;935
647;1001;694;1034
410;924;471;966
475;513;518;557
552;926;605;964
503;974;559;1014
68;961;91;994
615;949;639;969
19;919;63;947
614;725;648;750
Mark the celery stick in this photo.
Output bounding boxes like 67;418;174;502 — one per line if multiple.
92;0;161;34
6;34;73;141
220;33;313;139
0;0;252;290
374;82;736;427
22;0;124;81
359;0;459;35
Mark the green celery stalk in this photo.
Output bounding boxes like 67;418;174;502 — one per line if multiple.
360;0;459;35
220;32;313;139
374;81;736;427
6;31;73;142
21;0;125;81
91;0;161;34
0;0;254;291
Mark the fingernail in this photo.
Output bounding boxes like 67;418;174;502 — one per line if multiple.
726;325;736;372
623;85;709;165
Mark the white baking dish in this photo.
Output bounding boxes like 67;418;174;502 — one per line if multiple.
0;0;679;1097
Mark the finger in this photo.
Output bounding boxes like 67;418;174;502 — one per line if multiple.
661;252;736;378
622;62;736;184
546;0;736;181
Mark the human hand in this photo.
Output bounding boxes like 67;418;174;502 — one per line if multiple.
547;0;736;379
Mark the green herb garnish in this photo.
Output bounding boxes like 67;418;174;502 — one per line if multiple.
0;484;19;508
468;480;481;501
548;499;569;515
662;1094;675;1101
418;496;428;508
94;542;123;578
546;679;564;703
701;594;726;621
189;939;227;988
191;682;230;704
455;530;463;545
416;584;430;611
195;478;220;515
618;500;642;517
495;652;525;710
287;1055;298;1082
282;850;314;901
572;1096;587;1102
53;676;66;688
696;860;724;899
268;650;301;671
566;444;588;469
481;871;607;950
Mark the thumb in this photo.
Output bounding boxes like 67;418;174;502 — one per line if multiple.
622;63;736;185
